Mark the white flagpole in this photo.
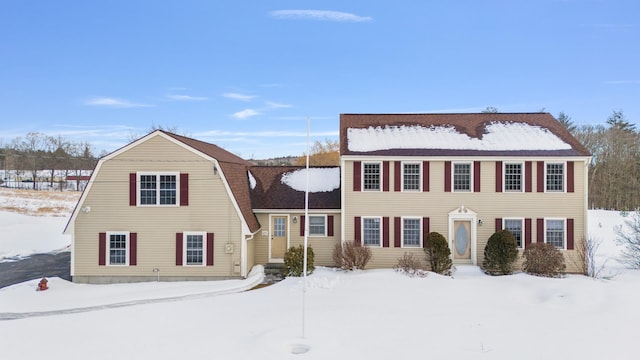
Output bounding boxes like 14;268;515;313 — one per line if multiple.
302;115;310;338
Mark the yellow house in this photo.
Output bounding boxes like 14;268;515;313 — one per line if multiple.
64;131;340;283
340;113;591;272
64;112;591;283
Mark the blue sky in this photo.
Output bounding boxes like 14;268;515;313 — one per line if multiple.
1;0;638;159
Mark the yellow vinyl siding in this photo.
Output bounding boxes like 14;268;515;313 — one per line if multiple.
343;159;587;273
73;135;244;281
253;212;340;266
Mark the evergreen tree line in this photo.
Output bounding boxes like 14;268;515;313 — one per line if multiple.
561;110;640;210
0;132;98;190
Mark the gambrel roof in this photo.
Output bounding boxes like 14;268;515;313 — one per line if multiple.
161;131;261;233
340;113;590;157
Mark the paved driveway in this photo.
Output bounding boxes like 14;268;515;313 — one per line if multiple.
0;252;70;288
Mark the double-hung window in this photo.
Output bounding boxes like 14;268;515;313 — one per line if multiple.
503;219;523;248
545;219;565;249
107;232;129;266
308;215;327;237
545;163;564;192
504;163;523;192
362;217;381;246
363;163;381;191
184;232;205;266
139;172;179;205
453;163;472;191
403;163;421;191
402;217;421;247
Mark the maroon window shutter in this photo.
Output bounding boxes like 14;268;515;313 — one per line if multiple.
207;233;214;266
495;162;503;193
300;216;305;236
525;219;532;247
383;161;390;192
382;217;389;247
537;162;545;192
394;162;401;192
537;218;544;243
525;161;533;192
474;161;481;192
180;173;189;206
567;219;574;250
176;233;183;266
394;217;401;248
328;215;334;236
98;232;106;266
354;217;361;245
353;161;361;192
567;161;574;193
423;161;430;192
129;173;136;206
444;161;452;192
495;218;503;232
129;232;137;266
423;217;430;248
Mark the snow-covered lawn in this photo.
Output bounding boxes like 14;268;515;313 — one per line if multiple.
0;188;77;261
0;189;638;359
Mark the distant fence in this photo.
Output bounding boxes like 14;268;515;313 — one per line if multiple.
0;170;92;191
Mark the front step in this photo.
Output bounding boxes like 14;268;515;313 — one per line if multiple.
264;263;284;275
263;263;285;284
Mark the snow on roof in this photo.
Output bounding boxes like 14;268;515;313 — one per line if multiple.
281;167;340;193
247;171;256;190
347;122;572;152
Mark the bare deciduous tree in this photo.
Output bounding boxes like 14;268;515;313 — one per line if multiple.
295;139;339;166
615;211;640;268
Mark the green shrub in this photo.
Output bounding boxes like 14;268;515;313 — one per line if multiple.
283;245;315;277
483;230;519;275
424;232;452;275
332;241;372;270
394;252;428;277
523;243;566;277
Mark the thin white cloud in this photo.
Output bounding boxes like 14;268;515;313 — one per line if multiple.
232;109;261;119
165;94;208;101
264;101;293;109
85;97;154;108
222;92;257;102
197;129;339;138
270;9;373;23
605;80;640;85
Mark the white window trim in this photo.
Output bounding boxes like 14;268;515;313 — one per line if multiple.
544;162;566;194
106;231;130;266
137;171;181;206
183;231;207;267
401;216;422;248
544;218;567;250
308;215;327;237
452;161;473;193
362;161;383;192
503;162;524;193
401;161;422;192
362;216;382;247
502;217;525;249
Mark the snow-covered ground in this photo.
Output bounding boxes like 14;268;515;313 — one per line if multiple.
0;189;639;359
0;188;78;261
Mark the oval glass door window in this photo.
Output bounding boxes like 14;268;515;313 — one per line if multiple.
455;223;469;256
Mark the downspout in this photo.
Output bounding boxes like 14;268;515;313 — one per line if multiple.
584;158;591;245
340;157;346;246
